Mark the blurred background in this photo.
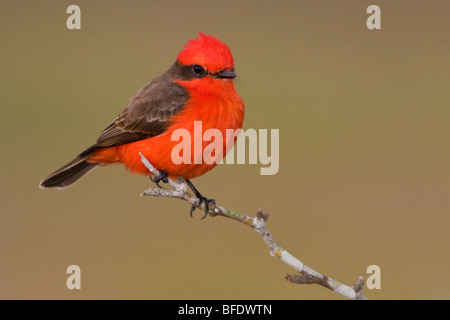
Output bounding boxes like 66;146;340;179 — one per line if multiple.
1;0;449;299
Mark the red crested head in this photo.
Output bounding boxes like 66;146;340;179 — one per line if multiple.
177;33;234;75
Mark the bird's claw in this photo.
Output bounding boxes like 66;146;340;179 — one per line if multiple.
190;196;216;219
150;170;169;188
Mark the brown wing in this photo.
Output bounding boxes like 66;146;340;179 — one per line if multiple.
80;72;189;156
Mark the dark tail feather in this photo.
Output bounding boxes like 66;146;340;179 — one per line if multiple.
39;156;98;189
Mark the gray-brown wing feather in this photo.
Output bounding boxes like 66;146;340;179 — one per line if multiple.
80;73;188;156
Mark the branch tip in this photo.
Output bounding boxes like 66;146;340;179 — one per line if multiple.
256;209;269;221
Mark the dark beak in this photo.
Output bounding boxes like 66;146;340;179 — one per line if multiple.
214;69;236;79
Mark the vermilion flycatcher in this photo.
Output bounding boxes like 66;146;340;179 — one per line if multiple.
40;33;245;215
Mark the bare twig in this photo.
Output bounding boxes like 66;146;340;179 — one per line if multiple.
139;153;368;300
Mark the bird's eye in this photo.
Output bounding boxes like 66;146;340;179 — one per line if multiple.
192;64;206;76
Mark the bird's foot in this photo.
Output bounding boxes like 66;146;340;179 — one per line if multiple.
185;179;216;219
150;170;169;188
190;196;216;220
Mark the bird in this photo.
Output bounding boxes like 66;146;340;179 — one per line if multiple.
39;33;245;217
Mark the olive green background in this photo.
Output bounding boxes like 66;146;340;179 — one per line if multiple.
1;1;449;299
